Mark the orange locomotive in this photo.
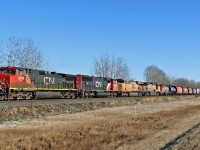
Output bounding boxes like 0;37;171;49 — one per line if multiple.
0;66;35;100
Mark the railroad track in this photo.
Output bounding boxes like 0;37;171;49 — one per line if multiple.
0;95;197;109
0;96;139;109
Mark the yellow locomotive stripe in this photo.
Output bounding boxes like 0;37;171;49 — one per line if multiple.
10;88;36;91
10;88;123;93
36;88;77;91
84;90;107;92
10;88;77;91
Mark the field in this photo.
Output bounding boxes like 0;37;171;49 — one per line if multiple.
1;97;200;149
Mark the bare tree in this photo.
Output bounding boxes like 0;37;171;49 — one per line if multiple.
144;65;170;84
172;78;198;88
112;57;129;80
0;47;5;65
5;37;45;69
6;37;22;66
197;82;200;88
188;79;197;88
91;54;130;80
92;54;110;78
172;78;189;87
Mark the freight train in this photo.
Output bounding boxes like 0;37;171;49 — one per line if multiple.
0;66;199;100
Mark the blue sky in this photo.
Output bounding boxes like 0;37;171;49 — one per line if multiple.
0;0;200;81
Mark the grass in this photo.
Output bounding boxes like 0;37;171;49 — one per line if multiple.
0;102;200;150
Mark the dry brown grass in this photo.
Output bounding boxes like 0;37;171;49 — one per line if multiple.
0;95;197;123
0;103;200;150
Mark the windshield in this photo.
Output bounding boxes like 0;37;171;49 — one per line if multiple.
0;69;4;74
5;69;16;75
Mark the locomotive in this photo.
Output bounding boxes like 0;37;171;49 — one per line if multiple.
0;66;111;100
0;66;199;100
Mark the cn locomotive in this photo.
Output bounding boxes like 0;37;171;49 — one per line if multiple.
0;66;199;100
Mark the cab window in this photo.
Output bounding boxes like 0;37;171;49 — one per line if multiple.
6;69;16;75
18;70;24;76
0;69;4;74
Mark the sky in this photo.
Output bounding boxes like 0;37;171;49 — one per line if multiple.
0;0;200;81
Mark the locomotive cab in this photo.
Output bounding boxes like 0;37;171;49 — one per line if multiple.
2;67;26;86
0;66;35;100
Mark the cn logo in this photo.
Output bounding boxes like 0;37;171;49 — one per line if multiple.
96;81;102;88
44;77;55;84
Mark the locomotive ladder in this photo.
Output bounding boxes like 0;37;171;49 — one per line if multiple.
0;78;9;100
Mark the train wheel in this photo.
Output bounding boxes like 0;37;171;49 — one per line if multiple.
138;92;142;96
84;92;88;98
13;96;17;100
74;93;78;98
32;92;36;99
0;96;5;100
94;92;98;98
117;93;122;97
113;92;117;97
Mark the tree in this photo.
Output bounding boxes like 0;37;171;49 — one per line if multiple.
144;65;170;84
109;56;130;80
6;37;22;67
5;37;45;69
188;80;197;88
92;54;110;78
0;41;5;65
172;78;189;87
197;82;200;89
91;54;130;80
0;49;5;65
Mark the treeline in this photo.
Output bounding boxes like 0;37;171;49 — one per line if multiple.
1;41;196;88
91;54;130;80
0;36;46;69
91;55;200;88
144;65;200;88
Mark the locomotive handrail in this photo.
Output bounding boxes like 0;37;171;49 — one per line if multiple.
0;80;5;85
0;78;8;88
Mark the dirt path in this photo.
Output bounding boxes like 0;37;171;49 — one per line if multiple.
163;123;200;150
1;97;200;150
